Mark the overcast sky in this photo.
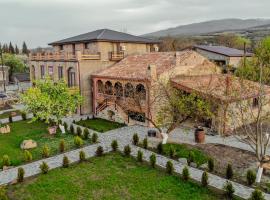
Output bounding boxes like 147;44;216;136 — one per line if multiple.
0;0;269;48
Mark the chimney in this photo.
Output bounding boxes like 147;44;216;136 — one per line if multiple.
148;64;157;80
225;75;231;96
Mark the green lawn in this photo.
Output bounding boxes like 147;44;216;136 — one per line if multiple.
0;110;22;119
7;153;224;200
162;143;209;166
0;120;91;167
76;118;126;132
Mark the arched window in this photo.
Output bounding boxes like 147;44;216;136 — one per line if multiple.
114;82;123;97
124;83;134;98
105;81;113;95
97;80;104;93
136;84;146;100
68;67;76;87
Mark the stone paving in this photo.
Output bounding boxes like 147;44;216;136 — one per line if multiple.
0;117;269;200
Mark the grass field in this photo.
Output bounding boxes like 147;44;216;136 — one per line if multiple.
75;118;126;132
0;120;90;167
7;153;224;200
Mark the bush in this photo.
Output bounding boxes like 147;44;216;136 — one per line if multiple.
150;154;156;168
70;124;74;134
187;152;195;165
208;158;214;172
246;170;256;186
201;171;208;187
24;150;32;162
2;155;10;167
137;150;143;162
226;164;233;180
166;161;174;174
76;127;82;137
62;156;70;168
42;145;50;158
92;133;98;143
8;115;12;123
157;142;163;154
182;166;190;181
63;122;68;131
74;136;83;147
59;139;65;153
223;181;235;199
17;167;25;182
83;128;90;140
124;145;131;156
111;140;118;151
79;151;86;162
169;146;176;158
0;186;8;200
39;162;49;174
21;112;27;120
132;133;139;145
143;138;148;149
249;189;265;200
96;146;104;157
73;120;76;123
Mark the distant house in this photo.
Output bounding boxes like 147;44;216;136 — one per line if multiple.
10;73;31;92
193;45;253;69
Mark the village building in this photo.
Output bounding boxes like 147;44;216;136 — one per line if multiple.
193;45;253;69
29;29;159;114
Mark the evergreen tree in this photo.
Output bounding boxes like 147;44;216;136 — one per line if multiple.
22;41;29;55
9;42;15;54
15;45;19;54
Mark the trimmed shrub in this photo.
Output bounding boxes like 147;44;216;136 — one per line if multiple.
137;150;143;162
70;124;74;134
17;167;25;182
208;158;214;172
150;154;156;168
201;171;208;187
96;146;103;157
182;166;190;181
87;116;90;120
226;164;233;180
157;142;163;154
0;186;8;200
132;133;139;145
143;138;148;149
79;151;86;162
223;181;235;199
63;122;68;131
8;115;12;123
76;127;82;137
74;136;83;147
83;128;90;140
2;155;10;167
166;161;174;174
169;146;176;158
187;151;195;165
249;189;265;200
21;112;27;120
42;145;50;158
124;145;131;156
73;120;76;123
59;139;65;153
111;140;118;151
246;170;256;186
39;162;49;174
24;150;33;162
62;156;70;168
92;133;98;143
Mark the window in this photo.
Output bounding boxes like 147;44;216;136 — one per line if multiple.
252;98;259;108
124;83;134;98
114;82;123;97
136;84;146;100
59;45;63;51
104;81;113;95
68;67;76;87
48;66;53;75
84;43;89;49
97;80;104;93
40;65;45;79
128;111;145;122
58;66;63;80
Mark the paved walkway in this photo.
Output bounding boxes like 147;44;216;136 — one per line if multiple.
0;119;269;199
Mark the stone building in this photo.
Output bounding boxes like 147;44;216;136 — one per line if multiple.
29;29;159;114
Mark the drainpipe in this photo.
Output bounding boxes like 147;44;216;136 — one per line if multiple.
76;51;82;115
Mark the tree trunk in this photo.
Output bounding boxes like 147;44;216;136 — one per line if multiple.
161;132;168;144
256;166;263;183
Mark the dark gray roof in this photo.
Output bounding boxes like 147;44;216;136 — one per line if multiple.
11;73;30;82
49;29;159;45
194;45;253;57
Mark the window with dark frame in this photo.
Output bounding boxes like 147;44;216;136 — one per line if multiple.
58;66;63;80
252;98;259;108
40;65;45;79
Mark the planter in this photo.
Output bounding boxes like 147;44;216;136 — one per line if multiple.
194;128;205;143
48;126;57;135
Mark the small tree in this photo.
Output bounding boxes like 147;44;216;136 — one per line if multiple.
21;112;27;120
143;138;148;149
63;122;68;131
187;152;195;165
166;161;174;174
24;150;32;162
8;115;12;123
0;186;8;200
70;124;74;134
74;136;83;147
182;166;190;181
246;170;256;186
137;150;143;162
83;128;90;140
223;181;235;199
59;139;65;153
92;133;98;143
17;167;25;182
42;145;50;158
150;154;156;168
62;156;70;168
39;162;49;174
226;164;233;180
79;151;86;162
249;189;265;200
157;142;163;154
96;146;103;157
2;155;10;167
132;133;139;145
76;127;82;137
201;171;208;187
124;145;131;156
169;146;176;159
111;140;118;151
208;158;214;172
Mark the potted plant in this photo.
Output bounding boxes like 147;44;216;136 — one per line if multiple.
194;126;205;143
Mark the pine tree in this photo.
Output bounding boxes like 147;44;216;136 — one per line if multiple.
9;42;15;54
22;41;29;55
15;45;19;54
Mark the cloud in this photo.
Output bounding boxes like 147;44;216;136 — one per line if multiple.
0;0;269;48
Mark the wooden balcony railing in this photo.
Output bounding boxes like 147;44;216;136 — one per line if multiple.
109;51;124;61
81;52;101;60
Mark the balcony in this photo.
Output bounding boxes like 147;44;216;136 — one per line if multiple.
109;52;124;61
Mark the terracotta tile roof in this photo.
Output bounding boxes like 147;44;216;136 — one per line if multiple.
171;74;270;103
92;50;212;81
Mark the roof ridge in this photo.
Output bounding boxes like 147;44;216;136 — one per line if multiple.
97;29;106;39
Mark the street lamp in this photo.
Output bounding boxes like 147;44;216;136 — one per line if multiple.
0;47;6;92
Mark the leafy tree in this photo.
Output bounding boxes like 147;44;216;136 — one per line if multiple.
22;41;29;55
21;78;83;126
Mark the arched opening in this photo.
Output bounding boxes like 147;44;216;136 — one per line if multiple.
124;83;134;98
97;80;104;93
114;82;123;97
68;67;76;87
136;84;146;100
105;81;113;95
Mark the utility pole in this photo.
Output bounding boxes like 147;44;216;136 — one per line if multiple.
0;47;6;93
